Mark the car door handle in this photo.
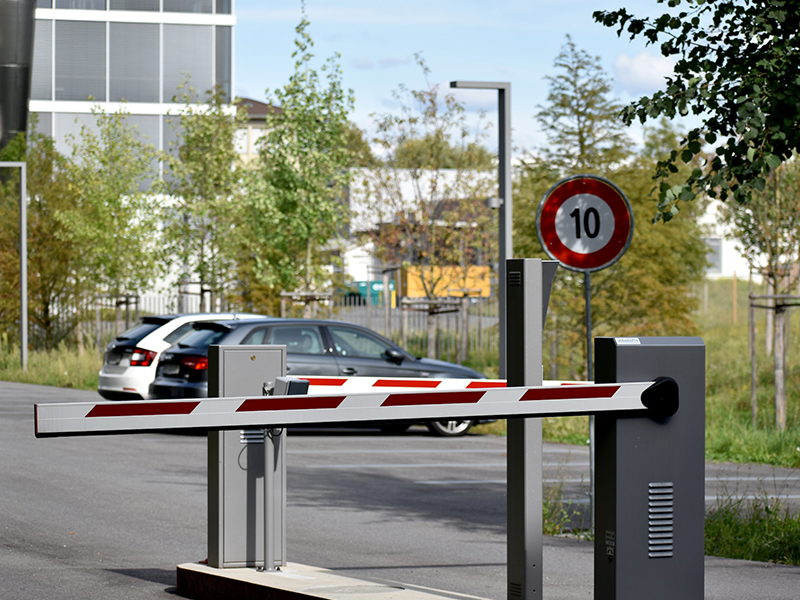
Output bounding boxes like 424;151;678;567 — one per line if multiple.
341;368;357;376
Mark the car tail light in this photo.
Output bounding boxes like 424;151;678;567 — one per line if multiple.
181;356;208;371
130;348;157;367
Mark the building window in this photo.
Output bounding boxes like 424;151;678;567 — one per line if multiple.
162;114;182;182
704;237;723;274
110;23;159;102
55;0;106;9
30;113;53;138
164;0;212;13
53;112;99;155
125;115;160;190
31;20;52;101
215;0;231;14
215;26;231;98
36;0;52;8
109;0;159;10
55;21;106;101
163;24;213;101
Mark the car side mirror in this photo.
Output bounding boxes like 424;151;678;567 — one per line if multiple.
385;348;405;365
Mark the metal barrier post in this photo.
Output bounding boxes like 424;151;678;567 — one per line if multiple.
594;337;705;599
260;377;308;572
207;345;287;569
505;259;558;600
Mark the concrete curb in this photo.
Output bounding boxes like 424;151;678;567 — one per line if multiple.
177;562;472;600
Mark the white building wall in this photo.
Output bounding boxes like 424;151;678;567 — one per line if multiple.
699;200;756;280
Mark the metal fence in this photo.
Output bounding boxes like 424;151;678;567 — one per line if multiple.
23;293;198;355
25;290;497;364
328;295;499;363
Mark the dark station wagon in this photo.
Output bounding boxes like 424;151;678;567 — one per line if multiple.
150;318;488;436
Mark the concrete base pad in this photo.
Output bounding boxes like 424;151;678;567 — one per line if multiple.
177;562;479;600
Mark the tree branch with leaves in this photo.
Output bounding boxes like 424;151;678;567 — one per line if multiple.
595;0;800;219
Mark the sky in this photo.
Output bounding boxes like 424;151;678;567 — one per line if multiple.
234;0;679;156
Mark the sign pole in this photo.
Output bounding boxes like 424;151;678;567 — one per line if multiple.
584;271;594;529
585;271;592;381
535;174;634;537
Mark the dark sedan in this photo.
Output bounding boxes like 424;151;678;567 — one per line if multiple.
150;318;487;436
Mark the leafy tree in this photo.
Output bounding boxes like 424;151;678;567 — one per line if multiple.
394;135;494;170
594;0;800;219
535;35;629;173
66;107;162;300
164;85;247;312
241;16;354;312
0;124;82;349
718;157;800;431
516;41;707;379
346;122;377;168
356;56;496;357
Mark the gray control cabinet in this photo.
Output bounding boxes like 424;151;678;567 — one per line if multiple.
207;345;286;569
594;337;705;600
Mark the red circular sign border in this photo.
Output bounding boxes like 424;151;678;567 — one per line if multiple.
536;176;633;272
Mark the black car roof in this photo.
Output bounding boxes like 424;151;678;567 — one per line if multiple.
141;315;177;325
193;317;281;330
196;317;361;328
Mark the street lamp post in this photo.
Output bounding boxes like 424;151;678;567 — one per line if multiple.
451;82;543;600
0;161;28;370
449;81;511;378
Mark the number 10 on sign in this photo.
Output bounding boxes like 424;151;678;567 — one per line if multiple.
536;175;633;274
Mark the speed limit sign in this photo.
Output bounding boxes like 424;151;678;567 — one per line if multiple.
536;174;633;272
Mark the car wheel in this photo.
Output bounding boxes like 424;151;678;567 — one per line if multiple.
426;420;473;437
379;423;411;435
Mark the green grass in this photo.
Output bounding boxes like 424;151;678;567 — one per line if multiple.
0;341;101;390
705;493;800;565
530;278;800;469
701;278;800;469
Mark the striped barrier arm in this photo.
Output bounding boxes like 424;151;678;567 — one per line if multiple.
33;379;675;438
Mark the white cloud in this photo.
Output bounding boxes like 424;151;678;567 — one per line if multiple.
614;51;675;95
378;57;411;69
352;58;374;70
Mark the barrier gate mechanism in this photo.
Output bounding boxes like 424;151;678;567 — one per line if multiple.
206;345;288;570
33;259;705;600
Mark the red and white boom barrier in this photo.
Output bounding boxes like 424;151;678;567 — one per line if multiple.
33;378;677;438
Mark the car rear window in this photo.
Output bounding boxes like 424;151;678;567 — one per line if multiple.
115;323;161;343
178;327;229;349
163;322;197;345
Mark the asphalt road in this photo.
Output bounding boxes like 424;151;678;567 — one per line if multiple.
2;381;800;599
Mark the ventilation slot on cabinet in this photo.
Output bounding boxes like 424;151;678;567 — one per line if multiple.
508;581;522;598
240;429;265;444
648;482;674;558
508;271;522;286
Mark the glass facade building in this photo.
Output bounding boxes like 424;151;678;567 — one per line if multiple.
30;0;235;154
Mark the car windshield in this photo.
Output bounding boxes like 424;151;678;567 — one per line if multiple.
178;327;228;349
115;323;161;343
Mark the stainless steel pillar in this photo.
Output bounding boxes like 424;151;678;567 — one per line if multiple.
505;258;558;600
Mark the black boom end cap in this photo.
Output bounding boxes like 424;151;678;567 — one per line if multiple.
641;377;679;421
